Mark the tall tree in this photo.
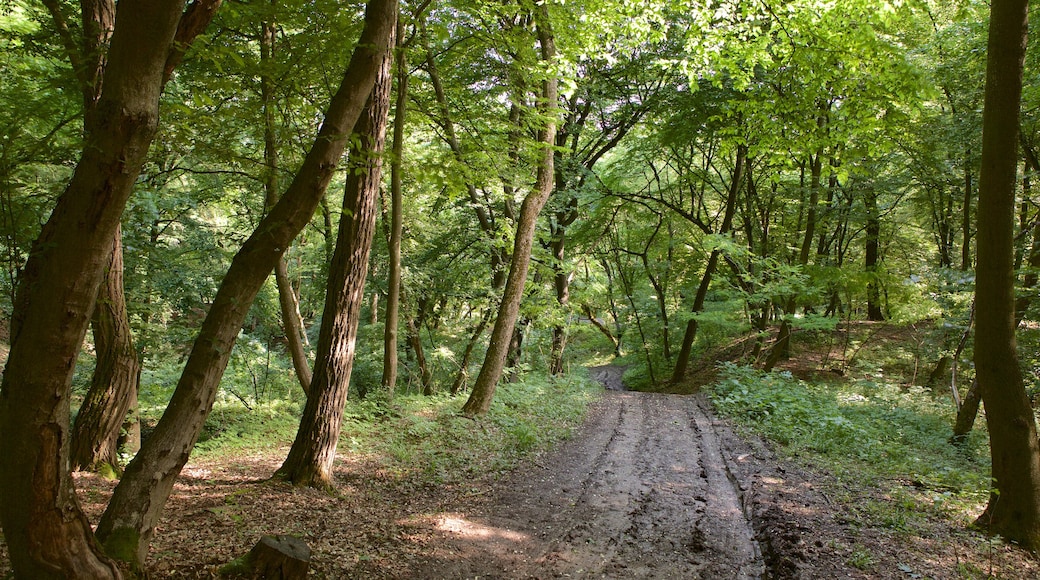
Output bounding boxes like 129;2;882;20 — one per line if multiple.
382;16;409;396
462;2;558;415
0;1;220;576
39;0;144;476
94;0;397;567
276;25;395;487
260;4;313;395
973;0;1040;550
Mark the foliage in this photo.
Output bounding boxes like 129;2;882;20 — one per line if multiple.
709;363;990;506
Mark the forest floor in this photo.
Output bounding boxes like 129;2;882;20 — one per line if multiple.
3;331;1040;578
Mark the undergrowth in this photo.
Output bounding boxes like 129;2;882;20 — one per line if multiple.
157;372;600;487
707;362;991;523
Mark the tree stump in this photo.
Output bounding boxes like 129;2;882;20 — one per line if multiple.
222;535;311;579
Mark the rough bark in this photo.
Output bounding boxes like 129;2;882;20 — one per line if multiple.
275;32;394;488
462;5;558;416
973;0;1040;550
94;0;397;565
383;21;408;396
71;224;140;473
0;2;191;577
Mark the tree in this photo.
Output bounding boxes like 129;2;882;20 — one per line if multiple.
70;224;141;473
462;2;558;415
276;25;395;487
94;0;397;567
260;4;313;395
0;1;219;576
972;0;1040;550
382;15;410;396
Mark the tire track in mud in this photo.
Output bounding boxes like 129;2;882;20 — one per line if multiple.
411;375;766;579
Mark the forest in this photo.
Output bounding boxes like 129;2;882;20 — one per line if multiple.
2;0;1040;577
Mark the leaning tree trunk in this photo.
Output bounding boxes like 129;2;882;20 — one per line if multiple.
94;1;397;567
71;224;141;474
462;5;558;416
275;35;394;488
973;0;1040;551
0;2;196;576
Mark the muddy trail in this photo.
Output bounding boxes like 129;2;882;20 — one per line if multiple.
405;366;777;579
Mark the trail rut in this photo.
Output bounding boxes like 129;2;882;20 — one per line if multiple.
409;377;766;578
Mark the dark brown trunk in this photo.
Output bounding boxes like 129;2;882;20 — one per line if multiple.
95;0;397;565
973;0;1040;550
961;149;974;271
463;5;557;416
951;379;982;445
407;311;434;396
71;225;140;473
276;30;394;488
763;318;791;372
865;187;884;321
0;2;191;576
548;220;571;376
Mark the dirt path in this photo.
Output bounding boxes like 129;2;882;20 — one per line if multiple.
407;368;766;579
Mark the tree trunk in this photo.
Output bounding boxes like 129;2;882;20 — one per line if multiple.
261;11;312;395
451;309;493;395
383;23;408;396
94;1;397;566
671;144;746;382
951;379;982;445
864;186;884;321
407;308;434;396
275;32;394;488
462;5;557;416
71;225;140;474
763;318;792;372
973;0;1040;550
0;2;193;576
548;219;572;376
961;149;974;271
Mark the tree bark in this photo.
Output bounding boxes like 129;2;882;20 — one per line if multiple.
973;0;1040;550
94;0;397;565
462;5;558;416
383;20;408;396
276;30;394;488
0;2;192;576
71;224;140;474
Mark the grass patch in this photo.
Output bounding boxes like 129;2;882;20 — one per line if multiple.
707;363;991;522
143;371;601;487
354;372;601;484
